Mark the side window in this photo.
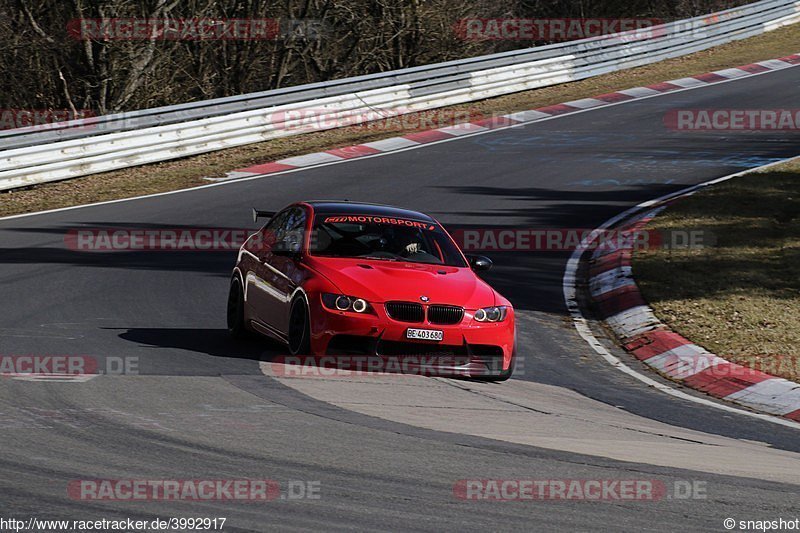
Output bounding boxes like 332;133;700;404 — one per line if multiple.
248;210;288;257
272;207;307;253
264;210;289;242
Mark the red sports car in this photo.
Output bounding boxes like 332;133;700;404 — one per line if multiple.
227;201;515;380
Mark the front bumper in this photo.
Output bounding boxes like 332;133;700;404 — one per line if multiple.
307;296;515;377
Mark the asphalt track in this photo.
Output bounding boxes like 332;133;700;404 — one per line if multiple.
1;65;800;531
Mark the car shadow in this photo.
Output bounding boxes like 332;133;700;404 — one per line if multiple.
115;327;284;362
115;327;500;381
0;221;256;275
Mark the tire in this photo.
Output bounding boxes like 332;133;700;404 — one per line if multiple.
288;296;311;356
227;276;248;338
479;351;515;382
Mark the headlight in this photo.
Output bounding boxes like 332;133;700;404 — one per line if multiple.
352;298;368;313
322;293;372;314
473;306;508;322
335;295;351;311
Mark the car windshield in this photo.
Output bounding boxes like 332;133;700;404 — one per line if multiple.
309;213;467;267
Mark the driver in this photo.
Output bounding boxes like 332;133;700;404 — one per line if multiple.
403;242;423;254
396;228;426;256
370;225;426;256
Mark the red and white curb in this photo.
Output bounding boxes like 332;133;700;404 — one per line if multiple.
587;206;800;422
209;54;800;181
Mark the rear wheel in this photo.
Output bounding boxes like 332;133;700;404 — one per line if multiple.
288;296;311;355
227;277;247;338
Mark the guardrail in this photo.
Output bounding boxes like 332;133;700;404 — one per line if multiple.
1;0;799;191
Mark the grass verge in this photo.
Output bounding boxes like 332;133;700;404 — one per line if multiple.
1;23;800;218
633;161;800;382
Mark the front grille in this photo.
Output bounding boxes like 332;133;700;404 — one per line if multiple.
385;301;424;323
427;305;464;325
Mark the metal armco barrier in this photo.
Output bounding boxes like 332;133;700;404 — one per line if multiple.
1;0;798;191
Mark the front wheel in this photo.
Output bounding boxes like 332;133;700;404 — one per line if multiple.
479;351;515;382
288;296;311;356
227;277;248;338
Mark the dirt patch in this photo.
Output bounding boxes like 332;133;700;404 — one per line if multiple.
634;160;800;382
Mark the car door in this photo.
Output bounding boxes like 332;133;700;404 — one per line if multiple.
245;209;289;337
262;206;308;335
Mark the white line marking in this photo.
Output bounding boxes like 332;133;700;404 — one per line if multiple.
563;154;800;430
11;374;98;382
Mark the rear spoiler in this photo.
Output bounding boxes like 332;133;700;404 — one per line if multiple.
252;208;275;223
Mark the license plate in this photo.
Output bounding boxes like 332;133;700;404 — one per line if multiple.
406;328;444;341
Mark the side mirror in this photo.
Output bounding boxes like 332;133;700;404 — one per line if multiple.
466;254;492;272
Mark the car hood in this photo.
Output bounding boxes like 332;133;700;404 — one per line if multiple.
305;256;497;308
